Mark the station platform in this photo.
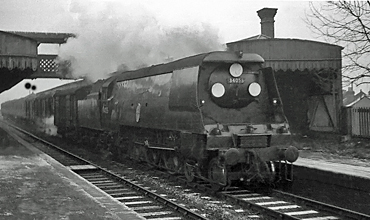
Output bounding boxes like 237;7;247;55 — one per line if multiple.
295;156;370;179
0;122;145;220
293;153;370;192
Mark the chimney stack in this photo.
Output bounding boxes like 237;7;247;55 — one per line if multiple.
257;8;277;38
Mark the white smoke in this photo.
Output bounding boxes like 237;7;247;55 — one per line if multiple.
57;0;224;81
41;116;58;136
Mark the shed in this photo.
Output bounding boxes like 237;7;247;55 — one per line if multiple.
343;95;370;137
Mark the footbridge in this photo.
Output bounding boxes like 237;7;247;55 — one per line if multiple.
0;31;75;94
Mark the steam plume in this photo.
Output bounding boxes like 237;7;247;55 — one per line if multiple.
39;116;58;136
57;1;224;81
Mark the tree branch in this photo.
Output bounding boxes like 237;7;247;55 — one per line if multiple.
305;1;370;83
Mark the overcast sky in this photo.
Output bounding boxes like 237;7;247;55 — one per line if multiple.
0;0;362;104
0;0;315;41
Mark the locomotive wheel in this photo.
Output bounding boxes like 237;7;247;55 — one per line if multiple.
264;161;276;183
135;146;144;161
163;153;181;174
208;158;227;190
127;145;135;159
184;162;196;182
147;150;160;166
244;155;276;184
128;144;141;161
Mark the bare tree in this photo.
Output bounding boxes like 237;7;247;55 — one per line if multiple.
306;1;370;86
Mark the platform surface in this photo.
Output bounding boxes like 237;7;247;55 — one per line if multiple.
0;122;145;220
295;154;370;179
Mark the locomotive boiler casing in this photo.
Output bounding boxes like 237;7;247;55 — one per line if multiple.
112;62;205;160
114;68;202;131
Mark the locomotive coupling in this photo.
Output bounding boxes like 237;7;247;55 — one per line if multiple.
262;145;299;163
258;145;299;163
222;145;299;166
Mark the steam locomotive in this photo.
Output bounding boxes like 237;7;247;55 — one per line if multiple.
1;51;299;188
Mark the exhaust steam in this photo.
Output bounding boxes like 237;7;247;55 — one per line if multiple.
38;116;58;136
57;1;224;81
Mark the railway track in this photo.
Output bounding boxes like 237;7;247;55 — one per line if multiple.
217;187;370;220
6;122;208;220
6;121;370;220
113;152;370;220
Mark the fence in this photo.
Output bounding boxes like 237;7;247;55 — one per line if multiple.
351;107;370;137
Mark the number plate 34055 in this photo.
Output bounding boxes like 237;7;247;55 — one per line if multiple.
227;78;245;84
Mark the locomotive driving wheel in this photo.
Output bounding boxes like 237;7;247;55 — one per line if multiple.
146;149;160;167
244;153;276;184
265;161;276;183
127;144;134;159
163;153;181;174
208;158;227;191
184;162;196;182
128;144;141;161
